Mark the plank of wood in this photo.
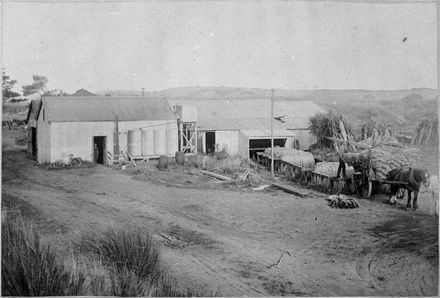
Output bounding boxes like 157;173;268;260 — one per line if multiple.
200;170;232;181
126;151;137;167
271;182;310;198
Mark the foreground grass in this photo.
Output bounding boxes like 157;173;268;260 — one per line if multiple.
2;210;218;296
1;211;85;296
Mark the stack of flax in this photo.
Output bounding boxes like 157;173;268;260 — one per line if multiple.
343;145;423;181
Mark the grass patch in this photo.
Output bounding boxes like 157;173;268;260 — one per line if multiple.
1;211;85;296
2;209;219;296
76;228;162;281
15;133;27;146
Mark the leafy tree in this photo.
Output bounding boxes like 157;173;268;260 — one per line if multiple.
22;75;49;96
2;70;20;100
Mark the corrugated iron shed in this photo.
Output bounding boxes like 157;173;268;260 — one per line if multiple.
40;96;176;122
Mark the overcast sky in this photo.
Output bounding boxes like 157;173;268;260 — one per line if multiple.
1;1;437;93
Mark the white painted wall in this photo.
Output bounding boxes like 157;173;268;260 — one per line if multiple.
238;131;250;158
215;130;239;155
46;120;177;163
292;129;317;151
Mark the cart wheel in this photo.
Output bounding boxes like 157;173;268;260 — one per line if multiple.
348;176;356;194
353;175;363;196
361;180;373;198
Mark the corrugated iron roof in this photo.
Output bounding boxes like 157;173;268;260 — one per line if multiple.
167;98;325;131
42;96;176;122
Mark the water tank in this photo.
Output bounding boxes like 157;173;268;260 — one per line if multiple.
127;130;141;157
154;129;167;155
166;129;178;155
141;129;154;156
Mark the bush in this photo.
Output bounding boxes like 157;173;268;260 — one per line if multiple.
1;211;85;296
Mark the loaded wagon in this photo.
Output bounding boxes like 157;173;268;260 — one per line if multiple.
256;144;423;199
256;147;356;195
343;144;422;198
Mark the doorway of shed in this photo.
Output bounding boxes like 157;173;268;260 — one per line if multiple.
205;131;215;154
93;136;106;165
249;138;286;159
31;127;37;159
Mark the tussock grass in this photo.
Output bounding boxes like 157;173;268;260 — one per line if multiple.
2;210;219;296
1;211;85;296
76;228;162;281
76;227;219;297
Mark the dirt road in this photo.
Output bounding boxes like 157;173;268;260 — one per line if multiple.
2;148;438;296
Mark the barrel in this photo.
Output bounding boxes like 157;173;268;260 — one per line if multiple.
141;129;154;156
154;129;167;155
127;130;141;157
166;129;178;155
175;151;185;166
157;155;168;169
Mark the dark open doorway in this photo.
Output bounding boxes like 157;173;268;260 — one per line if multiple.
93;136;106;164
249;138;286;159
205;131;216;154
31;127;37;159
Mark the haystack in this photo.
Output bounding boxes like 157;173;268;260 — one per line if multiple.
412;119;438;147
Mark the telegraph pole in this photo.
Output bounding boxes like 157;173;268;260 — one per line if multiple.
270;88;274;177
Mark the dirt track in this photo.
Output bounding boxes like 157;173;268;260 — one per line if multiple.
2;146;438;296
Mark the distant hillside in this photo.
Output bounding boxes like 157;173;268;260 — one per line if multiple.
97;86;437;101
155;86;437;102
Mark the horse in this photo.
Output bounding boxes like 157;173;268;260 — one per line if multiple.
387;167;430;210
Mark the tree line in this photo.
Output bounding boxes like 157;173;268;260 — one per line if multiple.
2;69;68;101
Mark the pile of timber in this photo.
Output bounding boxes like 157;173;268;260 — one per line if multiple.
412;119;439;146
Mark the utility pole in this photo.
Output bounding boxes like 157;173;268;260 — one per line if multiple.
142;88;145;97
114;115;119;164
271;88;274;177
